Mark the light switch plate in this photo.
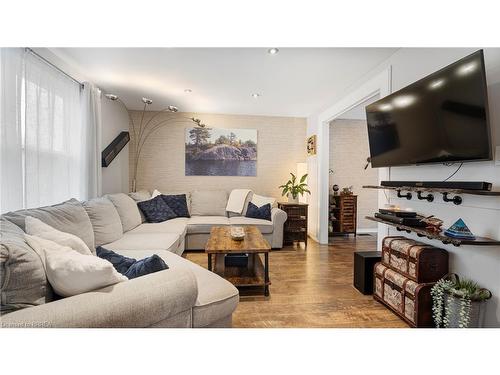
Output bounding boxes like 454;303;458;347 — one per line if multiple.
496;146;500;166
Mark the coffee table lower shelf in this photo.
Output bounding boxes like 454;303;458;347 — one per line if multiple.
208;253;270;296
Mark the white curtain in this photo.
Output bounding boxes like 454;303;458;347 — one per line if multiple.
0;48;24;213
0;48;102;213
82;82;102;198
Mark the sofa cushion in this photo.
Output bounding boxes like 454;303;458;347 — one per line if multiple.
24;235;127;298
0;219;52;314
228;216;274;234
137;196;177;223
245;202;272;221
111;249;239;328
191;190;228;216
102;232;181;253
128;190;152;223
83;198;123;247
129;218;188;237
187;216;230;234
25;216;93;255
3;198;95;251
106;193;142;232
161;194;190;218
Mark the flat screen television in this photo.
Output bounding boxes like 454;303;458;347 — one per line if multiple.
366;50;491;168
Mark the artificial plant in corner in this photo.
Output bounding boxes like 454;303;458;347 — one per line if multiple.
279;173;311;203
431;274;491;328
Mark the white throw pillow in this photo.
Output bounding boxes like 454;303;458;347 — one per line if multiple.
152;189;161;198
251;194;276;208
25;216;92;255
25;235;127;297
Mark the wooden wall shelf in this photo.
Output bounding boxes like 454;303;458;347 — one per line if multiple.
366;216;500;247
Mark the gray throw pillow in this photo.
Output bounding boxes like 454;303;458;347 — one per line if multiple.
191;190;228;216
0;219;52;315
106;193;142;232
2;198;95;251
83;198;124;247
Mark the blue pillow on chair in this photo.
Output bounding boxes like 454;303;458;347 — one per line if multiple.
245;202;272;221
137;195;177;223
161;194;190;218
96;247;169;280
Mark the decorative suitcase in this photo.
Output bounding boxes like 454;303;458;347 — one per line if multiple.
382;236;448;283
374;263;434;328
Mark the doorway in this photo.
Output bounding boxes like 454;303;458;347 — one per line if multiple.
328;95;379;239
314;67;392;245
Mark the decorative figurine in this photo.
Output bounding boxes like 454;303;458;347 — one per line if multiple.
332;184;340;196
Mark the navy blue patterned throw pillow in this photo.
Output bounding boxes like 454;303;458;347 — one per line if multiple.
96;247;169;279
161;194;190;218
137;195;177;223
96;246;136;274
245;202;272;221
123;254;168;279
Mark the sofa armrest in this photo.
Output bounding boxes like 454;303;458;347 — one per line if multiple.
0;268;198;328
270;208;287;248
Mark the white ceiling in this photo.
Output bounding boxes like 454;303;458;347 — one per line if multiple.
47;48;397;117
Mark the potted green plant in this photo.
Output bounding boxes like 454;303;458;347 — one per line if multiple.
431;274;491;328
279;173;310;203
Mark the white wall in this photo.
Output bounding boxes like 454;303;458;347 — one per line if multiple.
308;48;500;327
101;98;130;194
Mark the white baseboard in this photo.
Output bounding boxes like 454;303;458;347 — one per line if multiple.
356;228;378;234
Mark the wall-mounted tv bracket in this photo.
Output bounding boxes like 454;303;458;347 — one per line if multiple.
442;192;462;205
396;190;412;200
417;191;434;202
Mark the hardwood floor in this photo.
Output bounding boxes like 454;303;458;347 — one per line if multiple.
185;235;408;328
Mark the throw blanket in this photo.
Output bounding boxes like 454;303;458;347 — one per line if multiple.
226;189;251;214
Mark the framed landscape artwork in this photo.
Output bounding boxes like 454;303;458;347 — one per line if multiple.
185;127;257;176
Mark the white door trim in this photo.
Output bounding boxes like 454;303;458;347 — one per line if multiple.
316;67;393;244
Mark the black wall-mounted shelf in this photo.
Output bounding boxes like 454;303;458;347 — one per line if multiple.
366;216;500;247
102;131;130;167
363;185;500;205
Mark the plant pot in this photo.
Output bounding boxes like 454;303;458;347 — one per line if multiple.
287;194;299;204
443;292;488;328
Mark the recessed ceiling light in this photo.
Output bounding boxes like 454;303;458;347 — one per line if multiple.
251;93;261;98
184;89;192;93
267;48;279;55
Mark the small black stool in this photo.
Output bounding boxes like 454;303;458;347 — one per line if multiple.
353;251;381;295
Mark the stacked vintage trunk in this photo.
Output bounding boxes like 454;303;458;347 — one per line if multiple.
374;236;449;327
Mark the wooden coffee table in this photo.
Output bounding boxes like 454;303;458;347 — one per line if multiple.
205;226;271;296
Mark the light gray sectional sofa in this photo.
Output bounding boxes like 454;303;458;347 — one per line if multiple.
0;189;287;328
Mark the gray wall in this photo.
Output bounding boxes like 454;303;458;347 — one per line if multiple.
101;98;130;194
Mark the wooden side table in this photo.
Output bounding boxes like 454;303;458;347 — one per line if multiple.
277;202;308;247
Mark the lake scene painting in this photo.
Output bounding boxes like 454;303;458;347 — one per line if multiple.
185;127;257;176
